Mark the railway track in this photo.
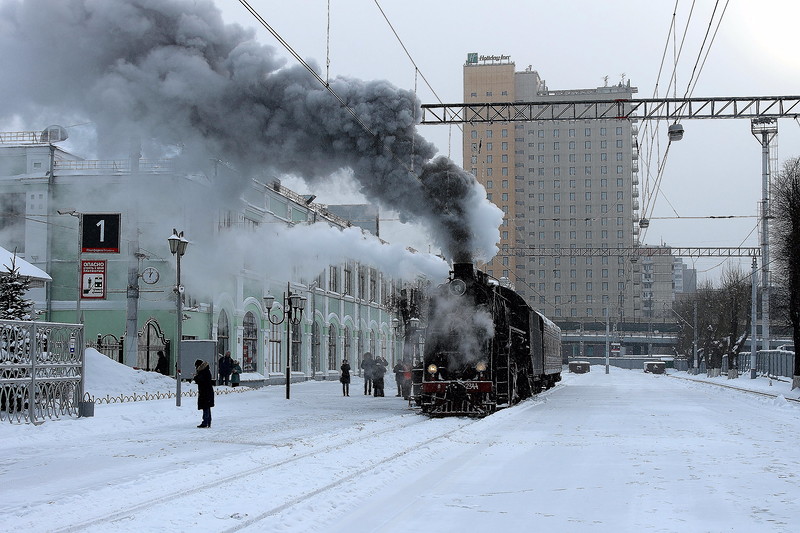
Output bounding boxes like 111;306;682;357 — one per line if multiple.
668;373;800;404
224;387;563;533
51;412;477;533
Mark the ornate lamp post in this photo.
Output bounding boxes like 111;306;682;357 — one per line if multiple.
408;317;421;361
264;283;307;399
168;229;188;407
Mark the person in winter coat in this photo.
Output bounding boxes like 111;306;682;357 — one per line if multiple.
372;357;387;397
193;359;215;428
154;350;169;375
360;352;375;395
401;357;413;399
393;361;404;396
339;359;351;396
230;360;242;387
218;351;233;386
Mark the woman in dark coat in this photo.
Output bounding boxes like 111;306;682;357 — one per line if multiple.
154;350;169;375
340;359;351;396
193;359;215;428
372;358;386;397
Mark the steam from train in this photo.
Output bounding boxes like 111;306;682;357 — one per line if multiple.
0;0;502;263
424;288;496;368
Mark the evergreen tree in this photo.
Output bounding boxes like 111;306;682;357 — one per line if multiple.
0;254;33;321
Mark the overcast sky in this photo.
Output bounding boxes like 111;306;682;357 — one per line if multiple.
219;0;800;282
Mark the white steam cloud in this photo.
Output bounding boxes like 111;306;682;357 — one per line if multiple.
424;289;496;366
0;0;502;265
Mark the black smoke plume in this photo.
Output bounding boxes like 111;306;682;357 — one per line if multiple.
0;0;501;263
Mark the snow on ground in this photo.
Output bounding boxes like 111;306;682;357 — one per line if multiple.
2;351;799;533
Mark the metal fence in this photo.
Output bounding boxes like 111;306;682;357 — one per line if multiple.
0;320;85;424
672;350;795;378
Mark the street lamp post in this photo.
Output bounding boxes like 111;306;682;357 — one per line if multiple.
264;283;307;399
56;210;82;323
168;229;189;407
391;318;400;365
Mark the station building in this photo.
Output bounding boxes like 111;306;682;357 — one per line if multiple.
0;130;411;382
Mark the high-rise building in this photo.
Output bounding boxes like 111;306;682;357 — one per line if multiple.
463;55;641;323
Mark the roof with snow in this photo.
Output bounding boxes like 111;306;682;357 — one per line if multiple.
0;245;52;281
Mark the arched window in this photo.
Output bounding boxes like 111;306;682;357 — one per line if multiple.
243;311;258;372
357;330;364;369
328;327;337;371
343;326;351;365
369;330;376;356
268;322;282;373
216;311;230;362
311;322;321;373
291;322;302;372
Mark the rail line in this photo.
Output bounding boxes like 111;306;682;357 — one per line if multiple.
52;411;476;533
223;386;563;532
668;373;800;404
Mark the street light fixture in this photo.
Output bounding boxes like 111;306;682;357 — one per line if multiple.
168;229;189;407
264;283;307;399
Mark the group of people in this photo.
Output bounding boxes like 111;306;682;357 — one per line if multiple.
192;351;415;428
361;352;391;396
217;351;242;387
338;352;412;398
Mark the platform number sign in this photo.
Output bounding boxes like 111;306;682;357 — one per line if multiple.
81;213;120;253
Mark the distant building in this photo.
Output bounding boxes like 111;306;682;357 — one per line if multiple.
462;56;641;321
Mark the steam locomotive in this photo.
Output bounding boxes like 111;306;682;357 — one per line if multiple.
417;262;562;417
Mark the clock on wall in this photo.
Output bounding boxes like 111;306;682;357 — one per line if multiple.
141;266;160;285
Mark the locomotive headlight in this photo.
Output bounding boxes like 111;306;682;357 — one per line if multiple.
449;279;467;296
427;364;438;375
475;361;487;372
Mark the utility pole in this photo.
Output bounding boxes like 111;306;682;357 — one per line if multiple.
692;301;698;375
605;312;610;375
750;257;758;379
751;118;778;353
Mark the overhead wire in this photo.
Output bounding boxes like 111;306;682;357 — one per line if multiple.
682;0;729;100
641;1;730;244
237;0;441;193
372;0;462;158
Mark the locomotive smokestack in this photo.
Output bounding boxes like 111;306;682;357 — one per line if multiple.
452;262;475;281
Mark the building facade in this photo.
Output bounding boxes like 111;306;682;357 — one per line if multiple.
0;131;405;382
463;56;642;324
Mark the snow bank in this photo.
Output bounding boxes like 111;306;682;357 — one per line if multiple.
84;348;194;398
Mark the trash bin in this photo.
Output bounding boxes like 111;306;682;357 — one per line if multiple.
643;361;666;374
78;393;95;417
569;361;591;374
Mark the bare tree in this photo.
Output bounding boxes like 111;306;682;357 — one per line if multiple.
771;157;800;390
673;269;751;378
718;267;752;379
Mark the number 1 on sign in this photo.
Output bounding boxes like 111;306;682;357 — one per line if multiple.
96;219;104;242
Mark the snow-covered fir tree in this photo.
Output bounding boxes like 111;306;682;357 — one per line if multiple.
0;255;33;320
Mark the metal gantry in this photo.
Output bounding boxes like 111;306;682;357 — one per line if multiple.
497;247;761;258
420;95;800;124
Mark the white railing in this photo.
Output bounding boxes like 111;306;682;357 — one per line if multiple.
1;320;85;424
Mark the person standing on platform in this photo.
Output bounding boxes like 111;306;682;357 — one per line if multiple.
340;359;351;396
360;352;375;395
193;359;214;428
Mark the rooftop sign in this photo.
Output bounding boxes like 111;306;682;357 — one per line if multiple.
466;53;512;65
